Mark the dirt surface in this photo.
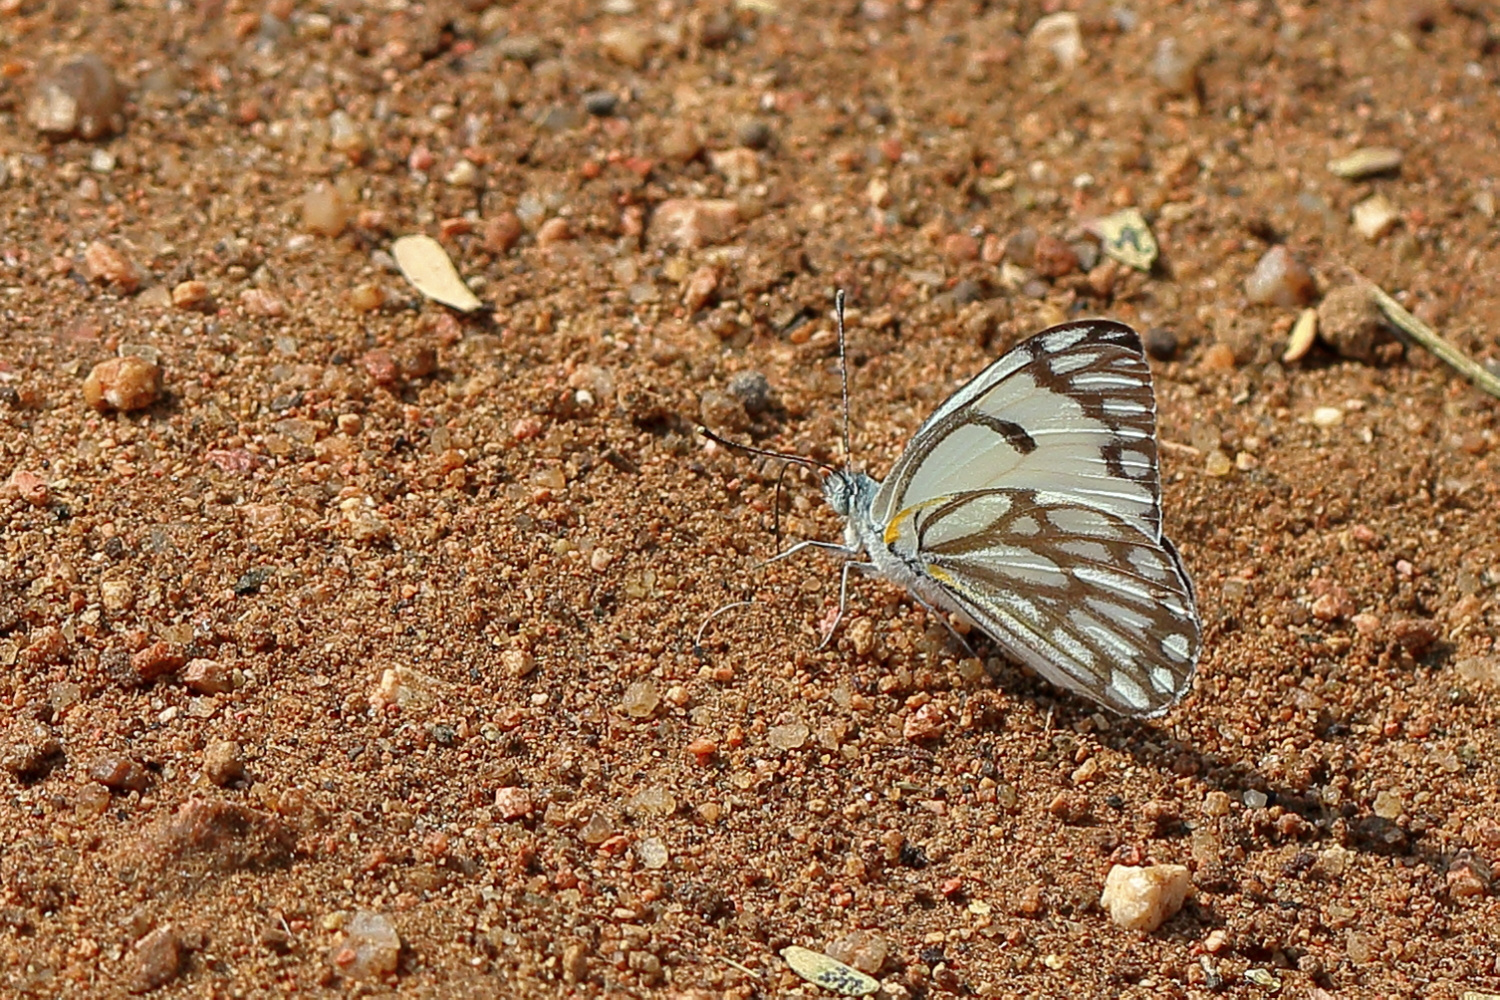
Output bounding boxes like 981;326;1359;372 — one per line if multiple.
3;1;1500;997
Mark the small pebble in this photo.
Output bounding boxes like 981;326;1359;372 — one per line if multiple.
1032;234;1079;277
726;370;772;415
5;469;49;506
657;121;704;164
1373;789;1404;820
578;811;615;845
699;389;749;432
1317;285;1389;362
20;626;68;666
1004;227;1038;266
333;911;401;981
89;754;150;793
132;641;186;682
84;240;141;291
302;182;349;236
182;658;234;695
708;147;760;187
648;198;740;249
483;212;524;253
27;54;126;139
1389;617;1439;654
621;679;660;718
1352;193;1400;240
635;837;669;870
327;109;367;156
239;288;286;317
0;721;64;783
1150;37;1200;94
83;356;162;412
1200;342;1237;370
768;721;810;750
1142;327;1179;361
1311;406;1343;428
826;930;890;976
1455;656;1500;688
494;786;533;820
1446;853;1492;898
736;119;773;150
685;738;717;764
628;784;676;816
1245;246;1315;306
1026;11;1083;71
128;926;188;993
903;703;948;742
444;159;479;187
370;666;448;712
74;781;111;818
1100;864;1192;932
347;282;383;312
202;739;246;787
1072;240;1100;272
501;649;535;678
682;265;721;312
1245;968;1281;989
582;90;618;116
943;233;980;263
598;26;651;68
496;34;547;65
171;280;212;311
1327;146;1403;179
535;217;572;247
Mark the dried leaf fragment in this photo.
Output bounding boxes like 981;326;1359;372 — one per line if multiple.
1086;208;1158;271
781;945;879;996
1282;308;1318;363
391;234;481;312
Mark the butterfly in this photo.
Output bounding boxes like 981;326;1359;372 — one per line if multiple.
705;295;1201;718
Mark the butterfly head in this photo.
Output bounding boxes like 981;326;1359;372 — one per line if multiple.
822;469;877;518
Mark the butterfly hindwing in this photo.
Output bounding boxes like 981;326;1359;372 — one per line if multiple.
890;489;1198;716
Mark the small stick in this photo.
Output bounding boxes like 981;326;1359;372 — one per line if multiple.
720;956;763;980
1351;272;1500;400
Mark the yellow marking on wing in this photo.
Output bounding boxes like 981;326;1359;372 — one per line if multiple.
883;495;954;547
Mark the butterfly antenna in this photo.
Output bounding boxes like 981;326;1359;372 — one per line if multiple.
698;427;841;478
835;289;854;474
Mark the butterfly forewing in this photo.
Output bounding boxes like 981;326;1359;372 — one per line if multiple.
866;319;1200;717
870;321;1163;537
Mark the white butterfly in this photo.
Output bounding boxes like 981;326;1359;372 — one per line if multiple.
708;296;1201;718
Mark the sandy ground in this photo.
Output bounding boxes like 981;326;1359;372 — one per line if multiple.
2;0;1500;996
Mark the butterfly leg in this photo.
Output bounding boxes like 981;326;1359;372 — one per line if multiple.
815;559;879;650
899;587;982;662
757;538;860;570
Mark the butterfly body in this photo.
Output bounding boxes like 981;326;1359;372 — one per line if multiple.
819;319;1200;718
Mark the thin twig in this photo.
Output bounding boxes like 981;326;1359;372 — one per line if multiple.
1350;271;1500;400
720;956;763;980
